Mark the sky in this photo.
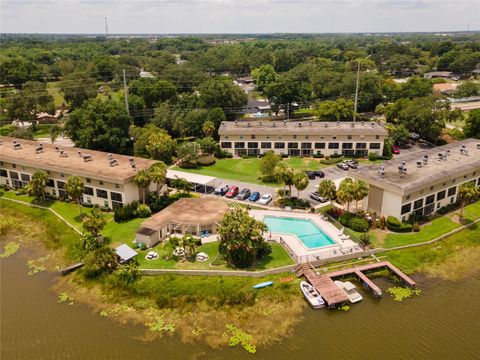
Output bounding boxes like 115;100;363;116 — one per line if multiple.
1;0;479;34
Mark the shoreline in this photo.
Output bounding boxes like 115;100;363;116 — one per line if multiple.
1;199;479;350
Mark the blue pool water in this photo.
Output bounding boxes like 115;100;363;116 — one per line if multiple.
263;216;335;249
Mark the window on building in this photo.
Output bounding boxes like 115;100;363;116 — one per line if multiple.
288;143;298;149
430;186;434;191
9;171;19;180
406;195;410;200
447;186;456;196
328;143;339;149
12;164;16;169
84;187;94;196
221;142;232;149
437;190;446;201
57;181;65;189
333;136;337;140
375;135;380;139
370;143;381;149
96;189;108;199
274;142;285;149
401;203;411;215
413;198;424;210
356;143;367;149
0;169;7;177
86;178;91;183
293;135;297;139
234;142;245;149
60;173;64;178
305;136;309;140
342;143;353;149
21;173;30;182
247;142;258;149
99;180;104;185
261;142;272;149
347;135;352;140
301;143;312;149
47;179;55;187
251;135;256;139
110;192;123;202
314;142;325;149
425;194;435;205
115;183;120;189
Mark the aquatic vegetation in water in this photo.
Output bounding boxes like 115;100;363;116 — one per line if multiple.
0;242;20;259
27;260;47;275
147;316;176;333
58;292;74;305
226;324;257;354
340;305;350;311
100;310;109;317
387;287;421;302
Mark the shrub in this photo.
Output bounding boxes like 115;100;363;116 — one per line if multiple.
349;218;369;232
326;206;343;219
312;153;325;158
339;212;355;227
320;156;344;165
386;216;401;228
135;204;152;218
412;222;420;232
114;201;139;222
368;152;378;161
380;216;386;230
437;206;449;215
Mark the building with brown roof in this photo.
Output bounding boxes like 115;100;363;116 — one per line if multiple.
353;139;480;221
218;120;387;157
135;198;230;247
0;136;158;209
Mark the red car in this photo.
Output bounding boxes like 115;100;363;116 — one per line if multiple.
391;146;400;154
225;186;239;198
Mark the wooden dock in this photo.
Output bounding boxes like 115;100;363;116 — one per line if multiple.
296;261;416;307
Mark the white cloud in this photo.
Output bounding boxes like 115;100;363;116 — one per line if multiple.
0;0;479;33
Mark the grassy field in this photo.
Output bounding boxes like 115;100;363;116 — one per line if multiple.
137;241;295;271
372;201;480;249
47;82;66;107
173;157;327;185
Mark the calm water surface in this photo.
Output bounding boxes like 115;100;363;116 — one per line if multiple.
2;253;480;360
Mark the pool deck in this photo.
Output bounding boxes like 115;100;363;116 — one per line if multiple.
249;210;363;263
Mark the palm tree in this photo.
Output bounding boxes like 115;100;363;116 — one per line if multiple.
171;176;191;194
359;232;371;251
352;180;369;216
293;171;309;198
318;179;336;202
202;120;215;137
274;163;295;197
336;177;355;212
457;182;479;218
133;169;151;204
82;206;107;237
26;170;49;200
182;234;199;259
148;162;167;195
65;175;85;215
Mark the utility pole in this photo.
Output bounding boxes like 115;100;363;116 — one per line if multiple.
123;69;129;115
353;60;360;122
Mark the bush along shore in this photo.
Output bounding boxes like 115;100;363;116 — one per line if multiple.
1;198;480;351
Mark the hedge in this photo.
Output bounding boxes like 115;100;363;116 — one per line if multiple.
350;218;369;232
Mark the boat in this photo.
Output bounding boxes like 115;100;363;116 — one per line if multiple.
252;281;274;289
334;280;363;303
300;281;325;308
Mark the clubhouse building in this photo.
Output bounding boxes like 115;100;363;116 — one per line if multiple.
354;139;480;221
218;120;388;157
0;136;158;209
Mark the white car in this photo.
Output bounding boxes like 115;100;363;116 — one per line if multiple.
258;193;272;205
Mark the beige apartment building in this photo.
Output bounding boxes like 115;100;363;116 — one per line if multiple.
218;120;388;157
0;136;158;209
354;139;480;221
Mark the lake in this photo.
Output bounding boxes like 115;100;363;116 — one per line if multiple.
1;254;479;360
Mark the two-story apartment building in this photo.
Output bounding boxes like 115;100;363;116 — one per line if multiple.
218;120;388;157
0;136;158;209
354;139;480;221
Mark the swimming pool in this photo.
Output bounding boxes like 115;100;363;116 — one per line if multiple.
263;216;335;249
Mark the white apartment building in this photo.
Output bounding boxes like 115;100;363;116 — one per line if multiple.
218;120;388;157
0;136;158;209
354;139;480;221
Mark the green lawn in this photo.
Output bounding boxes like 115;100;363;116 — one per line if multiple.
173;157;327;186
33;124;54;138
374;201;480;249
137;242;295;271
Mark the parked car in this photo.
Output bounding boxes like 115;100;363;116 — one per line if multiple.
310;192;328;202
258;193;273;205
225;186;239;198
248;191;260;202
235;188;251;200
391;146;400;154
313;170;325;178
337;162;349;171
304;171;316;180
345;160;358;169
214;184;229;196
410;132;420;141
